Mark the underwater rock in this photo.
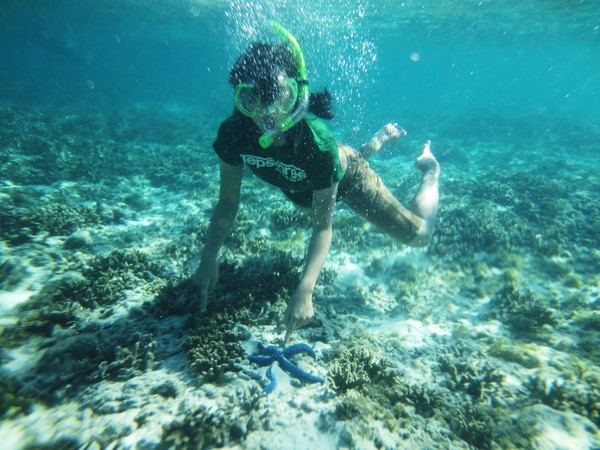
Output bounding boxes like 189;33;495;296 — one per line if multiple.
487;340;541;369
64;229;93;249
123;192;151;211
150;380;179;399
96;202;115;223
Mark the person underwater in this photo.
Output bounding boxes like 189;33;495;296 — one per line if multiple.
193;21;440;344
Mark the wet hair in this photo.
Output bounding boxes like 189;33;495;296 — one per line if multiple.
229;42;334;119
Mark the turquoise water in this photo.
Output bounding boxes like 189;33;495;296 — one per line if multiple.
1;1;600;449
3;1;599;121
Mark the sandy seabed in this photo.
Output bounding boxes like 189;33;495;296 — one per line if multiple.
1;103;599;449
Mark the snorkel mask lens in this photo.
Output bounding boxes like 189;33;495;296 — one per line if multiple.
234;83;261;117
274;77;298;115
234;77;299;118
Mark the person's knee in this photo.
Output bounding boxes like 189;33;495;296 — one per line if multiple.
407;223;434;248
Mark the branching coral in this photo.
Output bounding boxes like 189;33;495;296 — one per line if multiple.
446;403;499;450
328;346;396;394
429;202;531;258
487;283;558;334
185;314;245;383
151;250;300;324
437;346;505;402
269;202;310;230
26;203;102;237
325;338;510;449
152;252;304;384
78;248;165;308
160;385;265;449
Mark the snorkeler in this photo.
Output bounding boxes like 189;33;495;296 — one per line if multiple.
193;22;440;344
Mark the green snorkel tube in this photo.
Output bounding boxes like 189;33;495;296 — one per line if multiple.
258;21;309;149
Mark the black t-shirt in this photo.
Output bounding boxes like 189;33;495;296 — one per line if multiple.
213;112;344;206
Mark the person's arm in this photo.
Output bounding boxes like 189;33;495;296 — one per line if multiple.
192;159;243;311
284;183;337;343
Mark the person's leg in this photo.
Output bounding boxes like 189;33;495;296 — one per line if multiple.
408;140;440;247
338;141;440;247
360;123;407;159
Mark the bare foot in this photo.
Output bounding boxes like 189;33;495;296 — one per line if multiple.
415;140;440;177
361;123;407;159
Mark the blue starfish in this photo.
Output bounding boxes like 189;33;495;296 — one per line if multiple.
248;342;325;393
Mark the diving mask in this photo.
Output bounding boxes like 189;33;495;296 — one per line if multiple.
234;76;299;118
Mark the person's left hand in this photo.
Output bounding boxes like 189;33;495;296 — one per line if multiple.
284;285;314;344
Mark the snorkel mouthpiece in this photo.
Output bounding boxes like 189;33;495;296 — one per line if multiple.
258;21;309;149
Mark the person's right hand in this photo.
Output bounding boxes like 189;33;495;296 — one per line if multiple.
191;258;219;312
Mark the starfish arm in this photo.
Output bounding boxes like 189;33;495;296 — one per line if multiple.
263;345;281;356
278;357;325;384
247;355;275;366
263;364;277;394
282;343;317;359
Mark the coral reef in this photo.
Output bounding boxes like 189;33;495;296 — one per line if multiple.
446;402;500;450
159;385;265;449
527;373;600;426
1;95;599;449
0;256;29;290
78;248;165;308
269;201;310;230
185;313;245;382
5;248;165;347
0;197;101;243
155;250;300;383
486;283;558;335
26;203;102;237
437;345;505;402
27;327;157;403
429;202;531;258
327;345;396;394
0;370;33;420
324;338;509;449
0;105;207;186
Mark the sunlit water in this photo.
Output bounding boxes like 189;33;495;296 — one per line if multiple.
2;0;599;132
